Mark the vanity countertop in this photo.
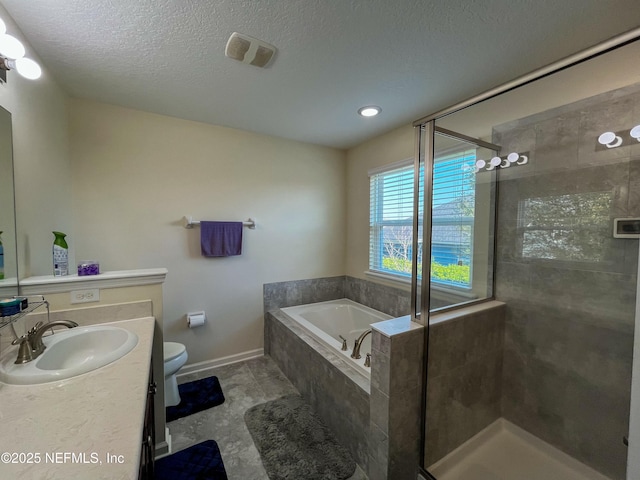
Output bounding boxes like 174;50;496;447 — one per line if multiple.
0;316;155;479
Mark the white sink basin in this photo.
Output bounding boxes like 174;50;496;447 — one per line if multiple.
0;325;138;385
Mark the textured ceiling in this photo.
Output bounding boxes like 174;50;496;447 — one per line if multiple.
1;0;640;149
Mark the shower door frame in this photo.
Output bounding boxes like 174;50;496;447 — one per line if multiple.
410;26;640;479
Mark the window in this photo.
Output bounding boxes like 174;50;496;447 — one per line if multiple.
430;150;476;288
369;160;416;279
369;150;476;288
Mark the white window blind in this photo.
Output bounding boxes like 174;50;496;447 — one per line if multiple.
430;149;476;287
368;150;475;286
369;161;415;278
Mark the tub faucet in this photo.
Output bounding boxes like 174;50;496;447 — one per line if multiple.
351;329;371;359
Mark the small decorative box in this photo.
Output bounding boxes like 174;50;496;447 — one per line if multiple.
0;298;21;317
77;261;100;276
14;296;28;310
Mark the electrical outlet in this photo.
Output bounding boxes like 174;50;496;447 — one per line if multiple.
70;288;100;304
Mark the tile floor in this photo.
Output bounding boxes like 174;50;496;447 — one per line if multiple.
166;355;368;480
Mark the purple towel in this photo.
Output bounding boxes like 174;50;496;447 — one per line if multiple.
200;221;243;257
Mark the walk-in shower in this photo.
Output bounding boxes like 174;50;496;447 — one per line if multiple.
415;33;640;480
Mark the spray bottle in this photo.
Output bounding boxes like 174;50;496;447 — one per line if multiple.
52;231;69;276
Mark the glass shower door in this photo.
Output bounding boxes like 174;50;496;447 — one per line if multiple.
419;38;640;480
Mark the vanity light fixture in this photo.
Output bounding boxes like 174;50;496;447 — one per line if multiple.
0;33;25;60
3;57;41;80
631;125;640;142
0;16;41;81
358;105;381;117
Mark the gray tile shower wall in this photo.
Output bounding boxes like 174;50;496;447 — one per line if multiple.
493;84;640;480
424;303;505;466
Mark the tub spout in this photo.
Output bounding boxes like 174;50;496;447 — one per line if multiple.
351;329;371;359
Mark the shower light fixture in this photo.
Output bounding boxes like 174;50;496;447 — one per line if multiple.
358;106;381;117
475;152;528;173
598;131;622;148
596;125;640;149
0;16;41;81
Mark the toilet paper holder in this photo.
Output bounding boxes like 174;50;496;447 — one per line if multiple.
187;311;206;328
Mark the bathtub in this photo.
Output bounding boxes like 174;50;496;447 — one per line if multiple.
281;299;392;376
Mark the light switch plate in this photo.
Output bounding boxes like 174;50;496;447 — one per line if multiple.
70;288;100;304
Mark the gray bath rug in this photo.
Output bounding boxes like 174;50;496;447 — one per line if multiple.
244;394;356;480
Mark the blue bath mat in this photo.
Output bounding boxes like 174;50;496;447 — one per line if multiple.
166;376;225;423
155;440;228;480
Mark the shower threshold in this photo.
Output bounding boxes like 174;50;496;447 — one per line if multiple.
428;418;611;480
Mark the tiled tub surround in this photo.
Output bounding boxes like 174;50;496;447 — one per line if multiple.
263;276;346;313
265;308;372;470
281;299;393;376
263;276;411;464
263;275;411;318
424;301;505;466
369;317;424;480
264;277;421;479
0;316;155;479
344;276;411;318
493;84;640;479
266;308;424;480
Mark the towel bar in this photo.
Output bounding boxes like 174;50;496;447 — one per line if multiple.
183;216;256;230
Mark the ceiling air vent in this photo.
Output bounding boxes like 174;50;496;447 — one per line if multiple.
225;32;276;68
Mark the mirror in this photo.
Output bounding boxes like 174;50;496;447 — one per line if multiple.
0;105;18;296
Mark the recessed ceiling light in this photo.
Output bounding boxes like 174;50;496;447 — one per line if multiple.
358;105;381;117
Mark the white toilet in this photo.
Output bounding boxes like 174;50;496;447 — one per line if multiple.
164;342;188;407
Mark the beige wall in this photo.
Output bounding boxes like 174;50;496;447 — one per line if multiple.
0;4;72;280
345;124;415;287
68;99;346;365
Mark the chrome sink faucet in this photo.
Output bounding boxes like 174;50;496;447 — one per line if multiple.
13;320;78;364
30;320;79;357
351;329;372;359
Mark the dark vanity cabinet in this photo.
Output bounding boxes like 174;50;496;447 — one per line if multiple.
139;361;156;479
